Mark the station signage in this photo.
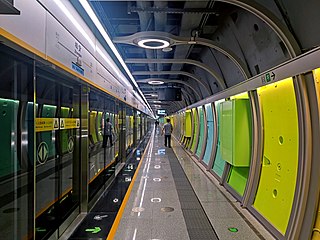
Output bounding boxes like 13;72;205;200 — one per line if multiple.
36;118;80;132
157;109;166;115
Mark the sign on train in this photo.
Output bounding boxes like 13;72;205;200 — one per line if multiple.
36;118;80;132
35;118;59;132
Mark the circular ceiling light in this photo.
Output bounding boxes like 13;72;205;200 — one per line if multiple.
138;39;170;49
148;80;164;85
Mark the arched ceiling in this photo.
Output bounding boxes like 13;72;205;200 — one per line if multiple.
87;0;313;115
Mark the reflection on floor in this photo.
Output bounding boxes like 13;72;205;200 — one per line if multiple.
114;128;275;240
63;127;275;240
67;134;150;239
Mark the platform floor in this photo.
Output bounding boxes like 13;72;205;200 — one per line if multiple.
113;127;275;240
63;127;275;240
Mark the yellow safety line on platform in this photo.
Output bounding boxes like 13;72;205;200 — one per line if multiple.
106;136;153;240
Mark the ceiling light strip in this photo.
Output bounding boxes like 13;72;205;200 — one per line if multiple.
78;0;152;114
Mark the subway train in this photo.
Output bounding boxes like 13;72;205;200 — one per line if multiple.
170;57;320;239
0;1;152;239
2;0;320;240
0;44;151;240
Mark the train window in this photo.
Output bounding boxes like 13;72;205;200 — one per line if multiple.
0;45;35;239
35;68;80;240
88;89;118;202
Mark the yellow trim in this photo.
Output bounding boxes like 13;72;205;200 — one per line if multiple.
0;28;145;112
0;28;46;59
230;91;249;100
47;56;126;103
36;151;122;223
106;137;152;240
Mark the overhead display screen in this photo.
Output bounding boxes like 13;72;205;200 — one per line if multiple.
157;109;166;115
158;88;182;101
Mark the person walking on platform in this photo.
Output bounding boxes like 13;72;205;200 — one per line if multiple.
162;118;173;148
103;118;113;147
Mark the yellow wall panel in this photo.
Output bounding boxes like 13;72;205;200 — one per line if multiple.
253;78;299;235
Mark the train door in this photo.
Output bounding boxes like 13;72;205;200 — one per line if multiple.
88;91;117;203
35;68;80;240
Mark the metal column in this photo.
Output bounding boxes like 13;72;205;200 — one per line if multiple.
118;104;126;163
79;86;89;213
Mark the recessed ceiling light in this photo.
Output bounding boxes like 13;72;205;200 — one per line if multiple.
153;101;162;103
148;80;164;85
162;47;173;52
138;39;170;49
145;94;158;97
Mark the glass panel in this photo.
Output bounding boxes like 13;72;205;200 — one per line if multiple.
212;99;226;177
35;68;80;239
220;94;252;196
202;104;214;165
88;90;117;201
137;112;141;142
0;46;35;239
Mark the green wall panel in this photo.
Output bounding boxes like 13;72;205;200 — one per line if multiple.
212;102;226;177
220;99;252;167
220;101;233;163
0;98;19;178
253;78;299;235
220;98;252;196
191;108;198;153
196;107;204;157
227;166;250;195
202;104;214;165
41;104;57;159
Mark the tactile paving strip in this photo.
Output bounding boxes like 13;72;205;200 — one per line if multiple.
167;150;219;240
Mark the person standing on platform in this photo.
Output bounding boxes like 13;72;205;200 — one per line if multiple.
103;118;113;148
155;120;159;127
162;118;173;148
